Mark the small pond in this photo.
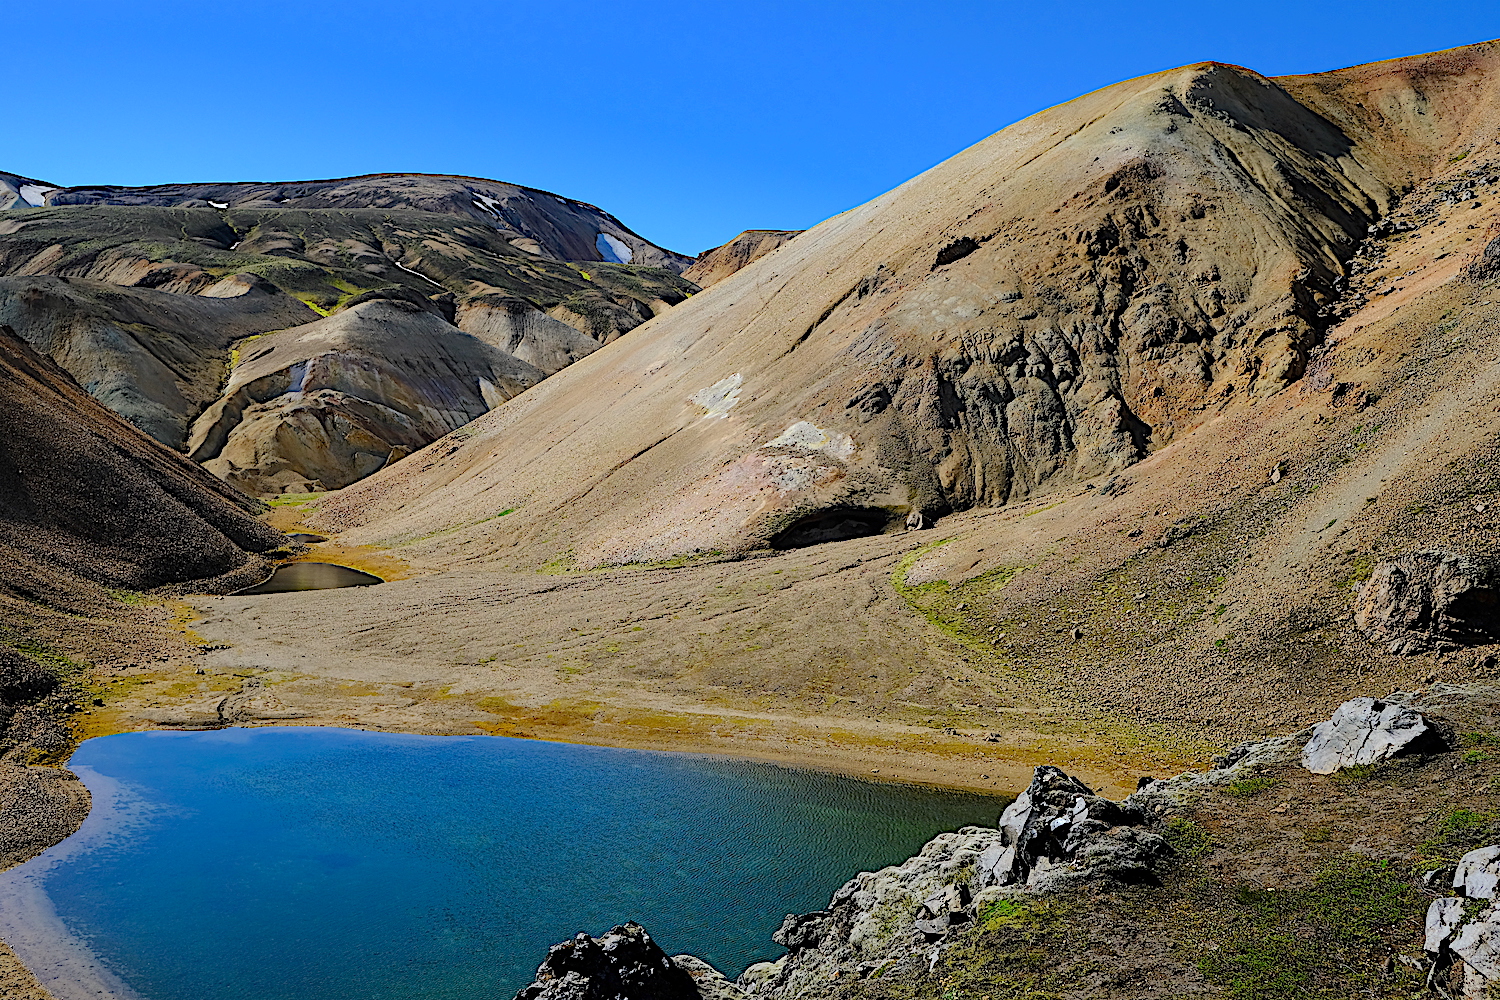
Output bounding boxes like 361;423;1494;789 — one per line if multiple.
0;728;1008;1000
285;533;328;544
237;563;381;595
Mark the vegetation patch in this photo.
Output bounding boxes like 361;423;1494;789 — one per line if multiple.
1225;774;1278;798
1194;855;1424;1000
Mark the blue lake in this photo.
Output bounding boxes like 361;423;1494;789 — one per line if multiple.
3;727;1007;1000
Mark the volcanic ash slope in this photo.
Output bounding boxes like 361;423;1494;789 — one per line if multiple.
317;42;1500;571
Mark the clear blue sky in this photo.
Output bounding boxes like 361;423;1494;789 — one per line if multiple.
7;1;1497;255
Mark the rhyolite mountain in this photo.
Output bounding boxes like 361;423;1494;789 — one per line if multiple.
0;173;698;492
317;42;1500;567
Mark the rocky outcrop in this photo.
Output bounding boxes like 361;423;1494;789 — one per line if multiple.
188;298;547;495
736;765;1168;996
684;231;801;287
1300;696;1435;774
1427;845;1500;997
514;922;703;1000
1354;551;1500;654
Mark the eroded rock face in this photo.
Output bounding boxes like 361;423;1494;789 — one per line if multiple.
188;299;546;494
1355;551;1500;654
1300;697;1432;774
1426;845;1500;997
513;922;702;1000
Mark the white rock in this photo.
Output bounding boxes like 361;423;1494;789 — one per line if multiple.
1458;846;1500;902
1300;697;1429;774
1451;909;1500;996
1429;896;1466;953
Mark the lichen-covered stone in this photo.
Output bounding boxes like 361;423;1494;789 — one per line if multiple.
1300;697;1431;774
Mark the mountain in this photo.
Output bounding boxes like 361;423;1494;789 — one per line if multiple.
14;172;692;271
0;177;698;493
188;295;547;495
0;172;55;211
683;230;802;287
317;42;1500;569
0;324;285;612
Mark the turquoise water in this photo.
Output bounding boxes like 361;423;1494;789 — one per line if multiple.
11;727;1006;1000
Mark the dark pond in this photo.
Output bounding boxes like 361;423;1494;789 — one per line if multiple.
237;562;382;595
0;727;1009;1000
286;533;328;544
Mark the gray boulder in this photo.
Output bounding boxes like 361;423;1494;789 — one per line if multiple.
514;922;703;1000
1426;845;1500;998
1299;697;1432;774
1354;551;1500;654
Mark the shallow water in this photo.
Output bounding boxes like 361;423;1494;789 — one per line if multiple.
236;562;381;594
2;728;1007;1000
285;533;328;544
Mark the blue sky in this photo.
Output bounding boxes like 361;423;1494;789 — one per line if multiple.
7;2;1498;255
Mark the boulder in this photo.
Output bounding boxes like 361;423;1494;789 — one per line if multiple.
670;954;746;1000
1299;697;1433;774
1426;845;1500;998
1354;551;1500;654
514;922;702;1000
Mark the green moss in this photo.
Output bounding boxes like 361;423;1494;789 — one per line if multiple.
1163;817;1213;859
1197;855;1424;999
265;492;329;507
1421;807;1500;863
890;540;1025;655
1225;775;1278;798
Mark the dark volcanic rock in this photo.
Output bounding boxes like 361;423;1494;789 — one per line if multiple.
514;922;701;1000
1354;551;1500;654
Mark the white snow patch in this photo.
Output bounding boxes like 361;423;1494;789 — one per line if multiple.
394;260;444;288
18;184;55;207
596;232;632;264
208;200;228;210
689;373;743;418
764;421;854;460
472;194;504;217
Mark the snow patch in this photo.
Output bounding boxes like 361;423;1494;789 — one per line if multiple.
690;373;743;418
764;421;854;460
394;260;443;288
595;232;633;264
472;194;503;217
287;362;309;393
208;200;228;210
18;184;55;207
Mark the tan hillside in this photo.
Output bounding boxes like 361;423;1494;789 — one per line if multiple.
315;42;1500;571
683;230;802;287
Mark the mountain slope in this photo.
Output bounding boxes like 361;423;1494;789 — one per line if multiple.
684;230;802;287
0;274;318;447
315;43;1500;570
189;296;547;494
0;325;285;610
13;172;692;271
